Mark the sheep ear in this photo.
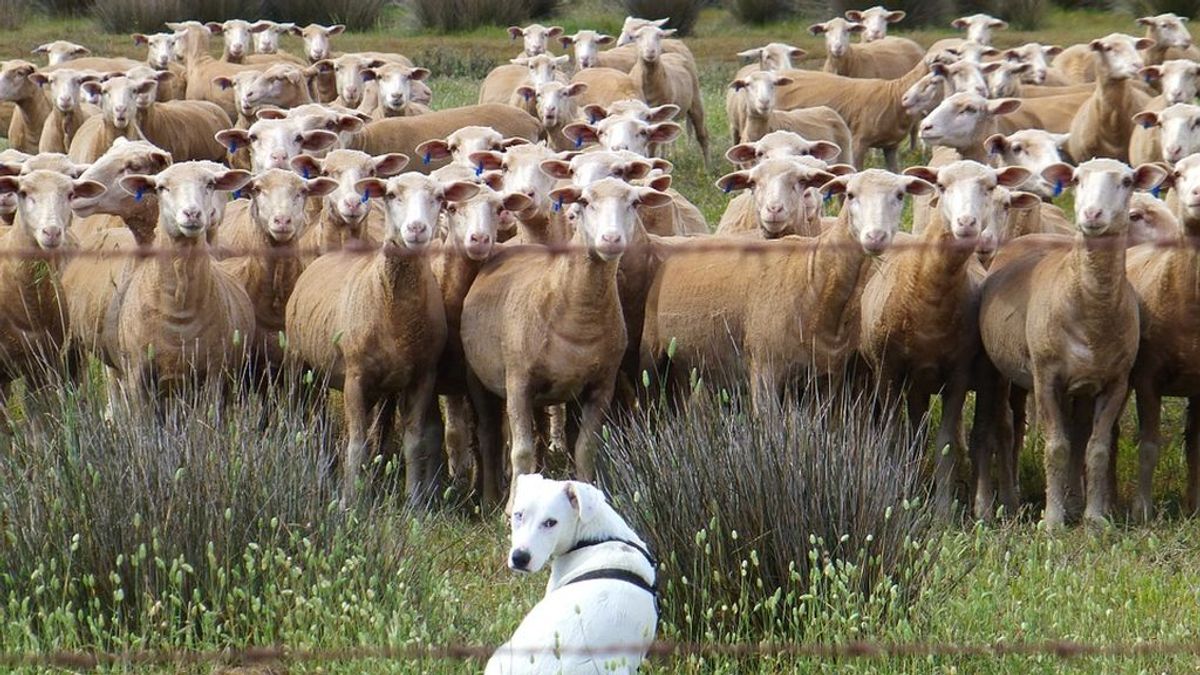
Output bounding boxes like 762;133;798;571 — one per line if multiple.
1051;132;1070;149
826;163;855;176
205;22;224;34
989;19;1008;29
983;133;1008;156
0;161;23;177
118;174;156;197
547;26;564;39
256;107;287;120
904;176;936;196
501;192;533;213
300;130;338;152
1136;16;1154;26
411;67;431;81
845;10;863;21
479;171;504;190
328;25;346;35
416;139;452;161
249;21;271;33
903;166;939;184
311;59;334;73
996;166;1031;188
808;22;828;35
1132;163;1168;191
887;10;906;22
290;154;323;177
951;18;969;29
538;158;572;179
648;122;682;144
1044;44;1063;56
809;141;841;161
213;76;234;90
1089;39;1106;52
988;98;1021;116
645;104;679;123
725;143;759;165
515;84;536;101
1139;65;1162;81
303;177;339;198
361;69;377;82
213;170;252;192
442;180;481;202
563;82;588;98
215;129;250;149
981;61;1004;74
773;75;794;87
0;176;19;194
581;104;608;122
334;114;365;133
649;158;672;174
132;33;149;46
70;179;107;201
31;44;49;55
647;174;672;191
636;186;672;207
790;47;807;59
469;150;503;171
736;47;763;61
1132;111;1160;129
549;185;583;205
562;122;598;147
507;26;524;40
1040;162;1075;188
1135;38;1157;51
558;35;575;48
80;81;102;99
803;170;837;188
148;150;172;171
597;34;615;45
28;73;48;87
1009;190;1041;209
371;153;409;177
716;170;753;193
355;178;387;199
847;22;866;33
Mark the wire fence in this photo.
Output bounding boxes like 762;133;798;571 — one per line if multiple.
7;638;1200;670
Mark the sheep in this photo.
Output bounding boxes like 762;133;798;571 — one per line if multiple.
974;159;1166;526
642;169;930;411
615;17;696;61
728;71;855;165
462;177;671;507
734;43;808;78
809;17;924;80
215;115;339;173
213;63;315;128
1127;191;1179;244
724;129;843;167
28;68;101;153
124;73;233;163
513;80;589;151
313;52;416;114
773;58;931;171
207;19;268;63
575;99;681;157
0;60;51;153
508;23;564;57
371;64;432;118
287;150;409;254
846;6;906;42
215;169;336;374
254;102;368;151
1127;61;1200;165
562;114;683;158
984;129;1072;199
469;141;571;244
100;162;255;399
0;170;104;394
286;171;469;505
133;32;182;71
1068;33;1155;164
1003;43;1067;85
951;13;1007;46
70;75;145;163
66;137;172;245
560;30;617;69
1055;15;1198;85
478;54;570;120
713;156;843;238
918;93;1022;165
32;41;89;66
252;21;297;55
1131;103;1200;166
862;160;1030;516
628;25;709;164
292;23;344;103
346;104;541;172
569;67;640;112
166;21;275;120
975;185;1047;267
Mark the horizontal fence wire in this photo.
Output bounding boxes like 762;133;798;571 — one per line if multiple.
6;639;1200;669
3;235;1200;260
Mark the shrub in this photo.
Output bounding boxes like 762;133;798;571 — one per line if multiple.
0;0;30;30
92;0;261;32
827;0;956;27
408;0;545;32
261;0;388;31
1120;0;1200;16
726;0;789;24
620;0;705;36
37;0;93;16
600;385;940;641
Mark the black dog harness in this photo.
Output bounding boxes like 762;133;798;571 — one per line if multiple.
561;537;659;604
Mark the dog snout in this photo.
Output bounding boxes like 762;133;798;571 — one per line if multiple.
509;548;532;570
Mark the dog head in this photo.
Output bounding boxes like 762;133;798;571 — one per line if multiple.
507;474;608;573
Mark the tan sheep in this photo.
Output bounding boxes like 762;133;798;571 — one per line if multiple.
166;21;275;120
560;30;617;70
131;32;188;102
70;75;146;163
213;63;315;128
125;72;233;162
729;71;854;165
615;17;696;61
714;156;845;238
642;169;931;411
286;150;409;254
951;13;1007;46
32;41;89;67
462;177;671;507
215;115;339;173
809;17;924;80
983;129;1072;199
1068;33;1155;164
570;67;639;112
28;68;101;153
628;25;709;164
724;129;844;168
286;171;469;505
1128;61;1200;165
1054;15;1198;84
371;63;433;118
846;6;907;42
1002;42;1068;85
0;60;52;153
252;21;298;55
975;159;1166;527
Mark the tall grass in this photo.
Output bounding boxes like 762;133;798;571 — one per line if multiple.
261;0;388;31
726;0;789;24
91;0;259;32
621;0;706;35
600;385;940;645
0;0;30;29
408;0;549;32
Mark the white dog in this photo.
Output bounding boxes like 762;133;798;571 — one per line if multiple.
485;474;658;674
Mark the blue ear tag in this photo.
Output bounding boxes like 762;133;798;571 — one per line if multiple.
475;163;484;177
233;188;243;199
1053;179;1064;197
135;187;145;202
361;189;370;204
422;150;432;165
301;166;310;179
1152;184;1162;198
823;191;834;204
574;135;583;149
722;182;732;194
552;194;563;212
1141;120;1153;129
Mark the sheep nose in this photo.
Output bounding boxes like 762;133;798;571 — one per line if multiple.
1168;145;1183;160
180;206;202;221
273;215;292;228
406;222;429;235
469;232;492;245
600;232;623;245
957;215;978;230
1082;206;1102;222
765;203;785;215
42;226;63;241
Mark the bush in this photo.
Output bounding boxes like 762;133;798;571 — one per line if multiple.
408;0;547;32
261;0;388;31
726;0;788;24
620;0;705;36
37;0;93;16
826;0;955;27
1120;0;1200;16
0;0;30;30
600;385;940;641
92;0;260;32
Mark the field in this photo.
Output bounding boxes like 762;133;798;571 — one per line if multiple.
3;3;1200;674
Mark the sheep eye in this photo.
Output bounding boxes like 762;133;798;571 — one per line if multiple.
17;190;26;198
1121;177;1133;187
248;134;259;142
846;192;856;200
1012;145;1022;154
294;134;303;143
541;518;557;528
895;191;904;200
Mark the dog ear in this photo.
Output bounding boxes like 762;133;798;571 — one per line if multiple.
564;481;606;523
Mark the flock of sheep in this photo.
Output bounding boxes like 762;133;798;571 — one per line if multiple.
0;7;1197;529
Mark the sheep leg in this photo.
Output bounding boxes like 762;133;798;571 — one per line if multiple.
1132;384;1163;523
882;146;900;174
1035;376;1070;529
1084;384;1127;524
398;373;440;508
467;372;505;509
1186;397;1200;514
688;105;710;169
933;373;970;518
504;381;538;514
443;394;476;493
1065;396;1092;522
340;371;373;506
969;370;1005;521
573;382;615;483
1008;387;1028;506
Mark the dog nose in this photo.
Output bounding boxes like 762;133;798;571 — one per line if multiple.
510;549;531;570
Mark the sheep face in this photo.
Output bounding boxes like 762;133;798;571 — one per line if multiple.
1138;13;1193;50
268;105;367;151
552;177;670;261
375;64;429;113
30;69;98;114
208;20;265;61
953;41;1000;64
847;7;905;42
809;18;864;59
120;163;251;240
1168;154;1200;220
297;24;344;63
516;81;585;129
823;169;933;255
0;61;36;102
295;149;409;226
133;32;181;70
632;25;676;65
936;60;991;97
507;24;564;58
446;185;531;260
718;158;836;236
477;143;561;217
909;161;1030;240
901;72;945;118
731;71;792;117
1003;43;1061;85
725;131;842;166
252;21;295;54
0;171;104;249
82;76;149;130
952;14;1007;46
1146;104;1200;164
919;93;1020;150
1144;59;1200;106
985;61;1031;98
218;118;338;173
977;186;1042;264
1047;159;1166;236
561;30;615;69
244;169;335;243
984;129;1070;199
617;17;668;47
316;55;384;109
362;173;478;250
1089;34;1153;81
1127;192;1177;245
564;117;681;157
33;41;89;66
221;65;307;118
417;126;525;170
73;139;172;218
554;150;654;186
512;53;568;87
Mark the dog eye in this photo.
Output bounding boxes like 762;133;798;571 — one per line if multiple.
512;511;523;522
541;518;557;528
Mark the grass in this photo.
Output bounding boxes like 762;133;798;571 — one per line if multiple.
3;4;1200;674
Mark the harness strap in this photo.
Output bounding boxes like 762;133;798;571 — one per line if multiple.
566;537;658;570
562;568;657;598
